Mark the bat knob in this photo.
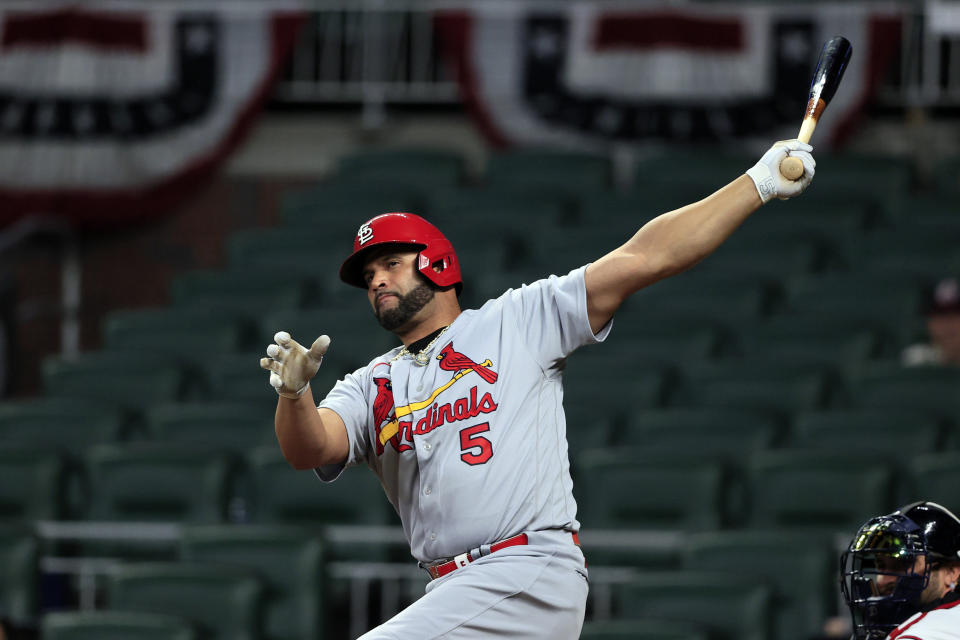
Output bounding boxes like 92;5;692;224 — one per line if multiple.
780;156;805;181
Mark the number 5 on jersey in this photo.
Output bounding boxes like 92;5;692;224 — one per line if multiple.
459;423;493;465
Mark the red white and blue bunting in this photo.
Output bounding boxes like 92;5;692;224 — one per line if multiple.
437;3;903;151
0;4;303;225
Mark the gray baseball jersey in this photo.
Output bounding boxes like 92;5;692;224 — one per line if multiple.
316;265;610;564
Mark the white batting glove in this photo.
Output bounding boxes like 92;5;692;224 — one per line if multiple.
259;331;330;399
746;139;816;203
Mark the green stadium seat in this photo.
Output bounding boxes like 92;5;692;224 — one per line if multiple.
621;408;781;455
259;307;400;373
332;148;467;190
427;186;568;229
633;149;757;195
562;363;673;430
579;619;708;640
279;183;422;230
181;525;324;640
0;526;38;628
169;269;308;317
102;307;250;365
224;228;338;293
201;352;289;409
0;446;69;521
800;153;913;222
577;189;692;225
42;352;185;413
578;530;684;572
683;530;836;640
85;443;236;523
746;450;895;532
906;452;960;508
107;562;264;640
562;403;616;456
571;323;719;371
853;221;960;279
699;240;819;282
789;409;942;457
612;571;772;640
574;449;730;530
670;358;833;418
245;446;396;527
843;363;960;425
630;272;775;326
41;611;198;640
736;317;880;368
613;301;740;355
484;148;612;191
780;274;922;347
0;398;124;449
142;403;276;453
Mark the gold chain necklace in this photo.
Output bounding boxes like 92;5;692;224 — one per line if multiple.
391;326;450;366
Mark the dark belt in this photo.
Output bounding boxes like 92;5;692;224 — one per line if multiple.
425;531;581;580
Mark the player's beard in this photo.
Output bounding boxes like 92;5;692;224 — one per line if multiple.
375;283;436;331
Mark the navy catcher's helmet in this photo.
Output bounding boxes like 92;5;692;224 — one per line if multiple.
840;501;960;639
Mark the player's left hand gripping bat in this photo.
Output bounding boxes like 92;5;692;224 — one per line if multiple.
780;36;853;181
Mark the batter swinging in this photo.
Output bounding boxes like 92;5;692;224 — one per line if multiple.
260;140;816;638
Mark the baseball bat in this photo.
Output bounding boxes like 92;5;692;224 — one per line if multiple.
780;36;853;180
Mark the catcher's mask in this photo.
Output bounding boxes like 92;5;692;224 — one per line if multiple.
841;501;960;639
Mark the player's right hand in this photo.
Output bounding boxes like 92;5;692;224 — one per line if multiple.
746;139;816;203
260;331;330;399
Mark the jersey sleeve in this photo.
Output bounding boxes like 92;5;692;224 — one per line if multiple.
314;367;372;482
504;264;612;370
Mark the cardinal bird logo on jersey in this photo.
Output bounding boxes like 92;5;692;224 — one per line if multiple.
437;342;499;384
372;377;405;454
372;378;395;428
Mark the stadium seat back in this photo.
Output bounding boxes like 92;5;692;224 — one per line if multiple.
107;563;264;640
746;450;894;531
181;525;324;640
574;450;728;530
41;611;198;640
85;444;234;523
612;571;772;640
683;530;835;640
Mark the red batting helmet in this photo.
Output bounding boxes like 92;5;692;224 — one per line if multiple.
339;212;462;294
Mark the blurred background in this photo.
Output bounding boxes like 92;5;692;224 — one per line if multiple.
0;0;959;639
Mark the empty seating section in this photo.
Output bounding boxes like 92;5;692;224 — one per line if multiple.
620;408;781;455
244;446;396;528
0;399;124;449
180;525;324;640
746;451;894;532
84;444;235;523
41;611;199;640
142;403;275;453
5;144;952;639
107;563;264;640
611;572;772;640
682;530;835;640
574;449;730;530
0;447;70;521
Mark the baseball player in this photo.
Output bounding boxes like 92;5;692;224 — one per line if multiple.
260;140;815;639
841;501;960;640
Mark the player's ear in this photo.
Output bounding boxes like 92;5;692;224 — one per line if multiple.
945;562;960;586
